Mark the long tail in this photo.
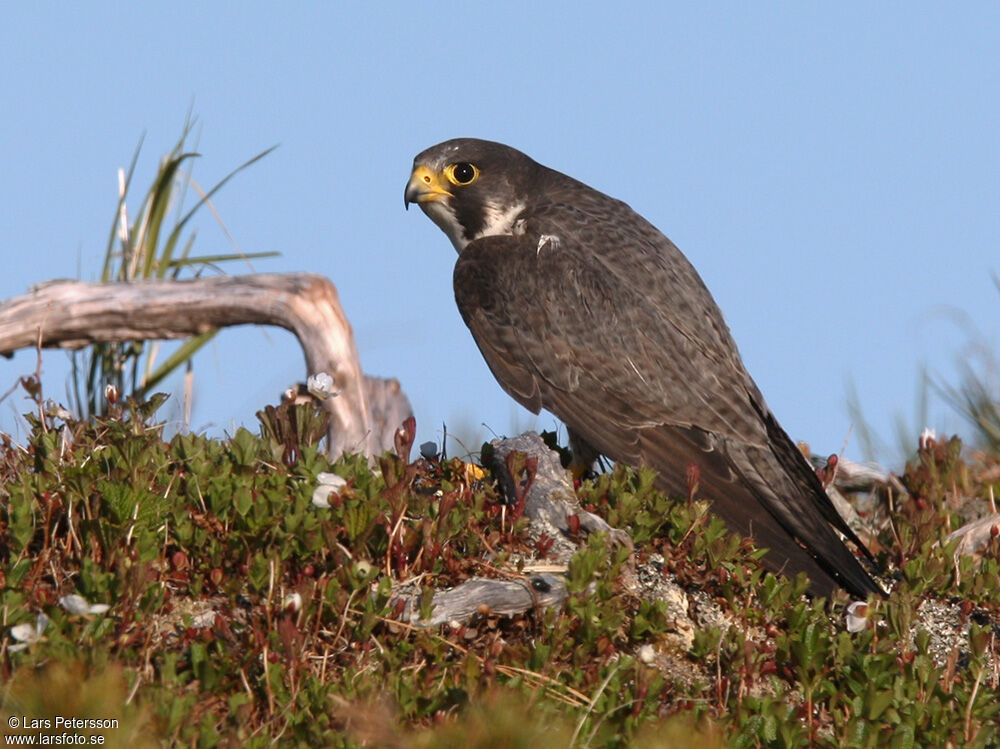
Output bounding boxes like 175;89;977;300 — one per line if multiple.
635;424;882;598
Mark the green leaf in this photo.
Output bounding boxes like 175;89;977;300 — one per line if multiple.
230;428;258;466
234;486;253;516
866;689;894;721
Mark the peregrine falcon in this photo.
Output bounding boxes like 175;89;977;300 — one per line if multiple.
404;138;881;598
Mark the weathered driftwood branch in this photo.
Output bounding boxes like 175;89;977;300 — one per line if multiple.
397;574;568;627
0;273;410;459
942;512;1000;558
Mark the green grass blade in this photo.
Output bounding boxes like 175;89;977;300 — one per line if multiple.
162;145;278;255
139;331;218;396
140;152;200;278
169;234;200;280
101;134;145;282
168;251;281;269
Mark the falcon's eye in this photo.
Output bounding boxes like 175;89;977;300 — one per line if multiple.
445;162;479;186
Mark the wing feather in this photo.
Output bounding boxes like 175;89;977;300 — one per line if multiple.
453;198;880;597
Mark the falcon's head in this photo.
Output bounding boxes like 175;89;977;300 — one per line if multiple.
404;138;540;252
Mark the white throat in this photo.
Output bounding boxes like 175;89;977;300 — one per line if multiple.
420;201;467;253
420;200;525;253
473;201;525;245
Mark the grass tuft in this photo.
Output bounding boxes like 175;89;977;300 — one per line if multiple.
70;116;278;423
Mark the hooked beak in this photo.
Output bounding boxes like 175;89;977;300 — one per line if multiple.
404;165;453;209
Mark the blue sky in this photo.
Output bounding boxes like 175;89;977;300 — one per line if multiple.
1;4;997;465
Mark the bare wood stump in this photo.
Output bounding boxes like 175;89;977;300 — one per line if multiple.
393;433;633;627
0;273;410;459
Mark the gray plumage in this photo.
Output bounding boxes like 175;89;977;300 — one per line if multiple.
405;138;881;598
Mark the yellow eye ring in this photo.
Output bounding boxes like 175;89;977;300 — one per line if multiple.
444;162;479;186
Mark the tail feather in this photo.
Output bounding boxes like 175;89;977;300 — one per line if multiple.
634;425;882;598
555;389;883;597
